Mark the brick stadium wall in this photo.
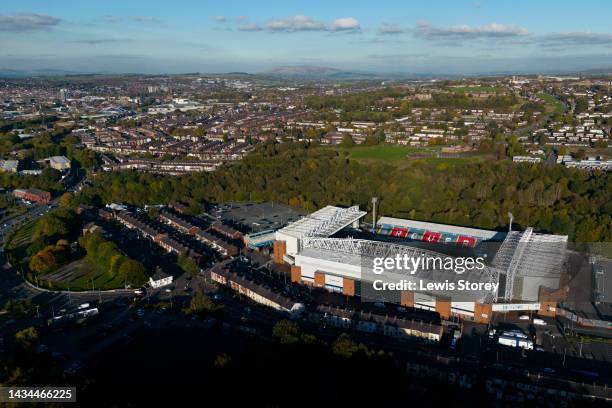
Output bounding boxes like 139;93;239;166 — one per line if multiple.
290;265;302;283
273;240;286;264
474;302;492;323
400;291;414;307
314;272;325;287
436;298;452;319
342;278;355;296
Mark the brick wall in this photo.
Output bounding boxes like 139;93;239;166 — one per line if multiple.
273;240;286;264
400;291;414;307
342;278;355;296
314;271;325;287
436;298;451;319
474;302;492;323
290;265;302;283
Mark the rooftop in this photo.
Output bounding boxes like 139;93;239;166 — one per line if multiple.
277;205;366;239
377;216;503;241
212;201;305;234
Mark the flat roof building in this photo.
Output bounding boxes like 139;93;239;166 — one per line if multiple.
46;155;71;171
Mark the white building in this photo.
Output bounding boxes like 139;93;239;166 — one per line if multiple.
513;156;542;163
47;156;71;171
149;270;173;288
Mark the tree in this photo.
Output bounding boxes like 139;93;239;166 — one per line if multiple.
177;254;199;276
33;214;69;241
189;290;222;314
82;142;612;243
4;299;33;318
369;128;386;145
15;327;39;350
574;97;589;114
339;134;354;147
118;259;147;287
58;192;74;208
29;248;57;274
272;319;299;344
214;353;231;368
332;334;371;358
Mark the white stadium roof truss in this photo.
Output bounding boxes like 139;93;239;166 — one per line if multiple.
493;228;567;301
279;205;366;239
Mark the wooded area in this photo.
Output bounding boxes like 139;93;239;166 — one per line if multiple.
78;142;612;242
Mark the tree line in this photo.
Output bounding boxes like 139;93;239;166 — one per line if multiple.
77;141;612;242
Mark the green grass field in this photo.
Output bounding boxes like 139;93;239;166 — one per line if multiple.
537;93;564;114
6;218;36;250
331;144;488;168
450;86;505;94
334;145;427;161
39;258;126;291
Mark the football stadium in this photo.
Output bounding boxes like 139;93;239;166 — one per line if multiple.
273;205;569;323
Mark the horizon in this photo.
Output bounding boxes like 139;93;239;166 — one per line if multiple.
3;0;612;75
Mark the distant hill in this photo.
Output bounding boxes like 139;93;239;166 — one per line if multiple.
266;65;381;79
0;68;89;78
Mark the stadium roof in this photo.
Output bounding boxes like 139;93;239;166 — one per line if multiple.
297;237;499;301
277;205;366;239
378;216;503;240
493;228;567;300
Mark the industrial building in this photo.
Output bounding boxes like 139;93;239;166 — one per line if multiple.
273;205;569;323
12;188;52;204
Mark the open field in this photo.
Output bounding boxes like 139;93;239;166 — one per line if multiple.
6;218;36;250
333;145;429;161
450;86;505;94
332;144;489;166
537;93;565;115
4;218;37;264
38;257;126;291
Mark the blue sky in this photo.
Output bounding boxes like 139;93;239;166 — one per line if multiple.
3;0;612;74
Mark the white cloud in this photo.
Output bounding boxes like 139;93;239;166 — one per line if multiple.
0;13;61;31
214;16;227;23
415;22;530;41
330;17;360;31
237;15;360;33
266;15;326;32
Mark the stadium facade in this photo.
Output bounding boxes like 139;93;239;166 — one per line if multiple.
273;206;568;323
